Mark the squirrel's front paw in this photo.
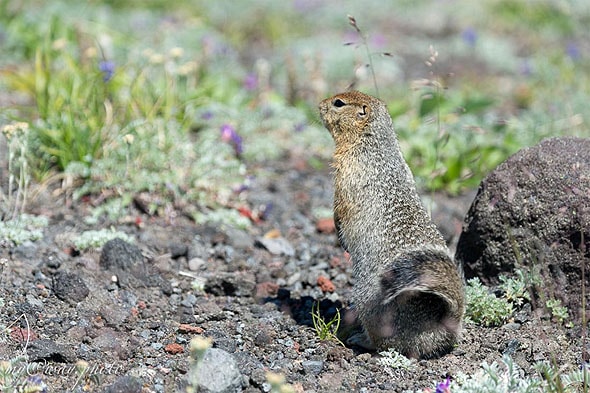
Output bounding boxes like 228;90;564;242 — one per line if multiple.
346;329;375;350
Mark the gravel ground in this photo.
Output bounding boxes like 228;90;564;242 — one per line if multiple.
0;154;584;393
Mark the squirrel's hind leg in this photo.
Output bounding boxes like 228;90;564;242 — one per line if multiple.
375;248;464;358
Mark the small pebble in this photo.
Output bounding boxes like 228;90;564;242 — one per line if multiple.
317;276;335;292
164;343;184;354
502;322;521;331
188;257;206;271
302;360;324;375
316;217;336;233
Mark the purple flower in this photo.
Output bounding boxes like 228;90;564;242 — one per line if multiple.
220;124;243;156
27;375;48;393
201;110;214;120
233;175;255;193
260;202;273;220
461;27;478;47
520;58;533;76
243;73;258;91
370;33;387;48
435;377;451;393
262;106;274;119
566;42;580;61
294;122;306;132
99;60;115;82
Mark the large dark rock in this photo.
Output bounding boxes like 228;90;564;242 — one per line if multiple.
27;339;76;363
100;238;144;271
53;271;89;303
99;238;169;291
456;137;590;312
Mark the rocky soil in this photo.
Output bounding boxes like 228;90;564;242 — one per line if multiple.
0;154;585;393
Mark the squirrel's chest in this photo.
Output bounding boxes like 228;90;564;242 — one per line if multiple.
333;161;385;229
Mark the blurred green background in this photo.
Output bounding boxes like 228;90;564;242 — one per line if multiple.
1;0;589;222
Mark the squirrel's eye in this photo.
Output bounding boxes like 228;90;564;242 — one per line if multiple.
333;99;346;108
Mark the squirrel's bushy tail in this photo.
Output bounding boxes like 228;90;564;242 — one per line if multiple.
376;247;465;359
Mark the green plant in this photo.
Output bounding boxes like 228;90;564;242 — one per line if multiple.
418;45;448;195
0;309;48;393
377;348;414;370
83;194;134;225
424;356;590;393
0;296;6;341
465;277;514;327
193;208;252;230
347;15;382;97
0;357;48;393
311;302;344;346
72;229;134;251
0;214;48;246
16;17;115;173
545;298;571;327
451;354;542;393
498;270;531;306
535;361;590;393
1;122;30;219
186;336;213;393
265;372;295;393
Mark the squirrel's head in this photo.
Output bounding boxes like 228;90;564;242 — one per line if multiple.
318;91;390;148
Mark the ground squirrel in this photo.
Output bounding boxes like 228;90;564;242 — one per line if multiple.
319;91;465;359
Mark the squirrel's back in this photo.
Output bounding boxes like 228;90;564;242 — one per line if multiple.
319;91;465;359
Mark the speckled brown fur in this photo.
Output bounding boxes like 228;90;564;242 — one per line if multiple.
319;91;465;359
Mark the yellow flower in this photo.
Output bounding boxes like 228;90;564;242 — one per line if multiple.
1;122;29;140
149;53;164;64
142;48;155;58
84;47;98;59
178;61;198;76
52;38;67;50
123;134;135;145
169;47;184;59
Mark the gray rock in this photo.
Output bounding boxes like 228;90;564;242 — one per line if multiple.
181;293;198;307
188;257;207;271
188;235;210;260
514;303;532;323
26;294;44;310
255;237;295;256
151;342;163;350
195;348;242;393
102;375;143;393
456;137;590;315
502;322;521;331
93;328;125;352
98;303;129;328
52;271;89;303
12;240;38;260
224;226;253;249
169;242;188;258
286;272;301;287
302;360;324;375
